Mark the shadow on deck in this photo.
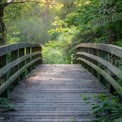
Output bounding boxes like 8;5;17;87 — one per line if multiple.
0;64;109;122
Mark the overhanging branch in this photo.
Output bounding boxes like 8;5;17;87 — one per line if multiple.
4;0;58;6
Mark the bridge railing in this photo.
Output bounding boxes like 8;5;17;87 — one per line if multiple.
0;43;42;97
75;43;122;97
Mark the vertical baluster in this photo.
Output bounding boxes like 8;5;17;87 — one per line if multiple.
97;49;101;82
83;47;87;68
11;50;19;86
26;47;31;73
77;47;81;64
32;47;36;69
98;50;106;85
108;52;116;94
37;46;42;64
90;48;94;74
0;55;8;97
87;48;90;71
19;48;25;80
35;47;39;66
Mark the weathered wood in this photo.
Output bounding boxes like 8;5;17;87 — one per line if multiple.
0;52;41;78
77;52;122;79
77;58;122;96
0;43;41;56
0;57;41;95
0;55;8;97
0;43;42;96
76;43;122;58
10;50;19;85
0;64;110;122
76;43;122;97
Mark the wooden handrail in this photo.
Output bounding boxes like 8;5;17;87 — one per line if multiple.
0;43;42;97
75;43;122;97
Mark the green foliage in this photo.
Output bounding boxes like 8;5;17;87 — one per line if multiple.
42;40;71;64
82;93;122;122
65;0;122;47
0;98;15;111
70;119;76;122
93;94;122;122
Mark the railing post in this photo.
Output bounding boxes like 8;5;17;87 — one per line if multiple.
38;46;42;64
11;50;19;86
32;47;36;69
77;47;81;64
26;47;31;73
0;43;43;97
0;55;8;98
19;48;25;80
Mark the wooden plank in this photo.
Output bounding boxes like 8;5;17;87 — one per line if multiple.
0;64;110;122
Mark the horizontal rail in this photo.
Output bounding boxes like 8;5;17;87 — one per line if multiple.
76;43;122;58
0;43;41;56
0;43;42;97
75;43;122;97
0;57;41;95
77;52;122;79
0;52;41;77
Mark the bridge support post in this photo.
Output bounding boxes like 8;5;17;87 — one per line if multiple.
99;75;106;86
26;47;31;73
19;48;25;81
0;55;8;98
11;50;19;87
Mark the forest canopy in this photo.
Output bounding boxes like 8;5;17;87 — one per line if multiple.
0;0;122;47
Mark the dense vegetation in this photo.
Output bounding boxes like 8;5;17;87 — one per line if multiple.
0;0;122;63
0;0;122;121
0;3;122;76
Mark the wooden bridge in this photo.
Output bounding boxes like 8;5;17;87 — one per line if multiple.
0;43;122;122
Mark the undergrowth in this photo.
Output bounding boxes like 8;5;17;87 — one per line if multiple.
82;93;122;122
42;40;71;64
0;98;15;111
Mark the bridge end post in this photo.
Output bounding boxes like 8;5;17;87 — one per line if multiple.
0;54;8;98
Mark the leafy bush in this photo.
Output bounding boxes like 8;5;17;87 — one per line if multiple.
42;40;71;64
82;93;122;122
93;94;122;122
0;98;15;111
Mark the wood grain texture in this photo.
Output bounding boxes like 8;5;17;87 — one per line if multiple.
77;52;122;79
0;43;42;97
0;52;41;77
76;43;122;58
0;64;110;122
77;58;122;96
0;43;41;56
75;43;122;97
0;58;41;95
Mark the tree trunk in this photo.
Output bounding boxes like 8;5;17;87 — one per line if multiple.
0;5;6;46
43;0;50;25
107;29;116;44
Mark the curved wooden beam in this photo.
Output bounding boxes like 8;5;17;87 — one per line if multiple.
76;43;122;58
77;52;122;79
77;57;122;97
0;43;41;56
0;57;41;95
0;52;41;77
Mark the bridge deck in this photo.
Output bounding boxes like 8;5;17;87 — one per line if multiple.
1;64;109;122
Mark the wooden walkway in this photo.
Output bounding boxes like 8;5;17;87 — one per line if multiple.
0;64;109;122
